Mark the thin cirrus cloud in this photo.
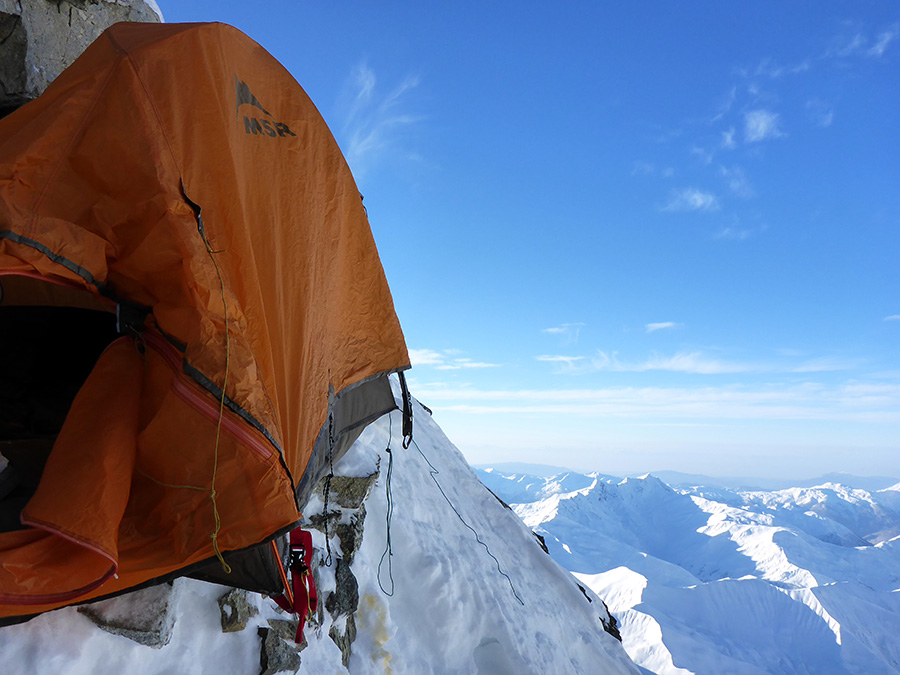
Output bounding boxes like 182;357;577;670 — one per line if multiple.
806;99;834;128
542;322;585;345
413;382;900;424
630;351;751;374
339;61;421;177
744;109;784;143
790;356;863;373
662;188;720;212
537;350;753;375
884;315;900;322
537;349;865;376
645;322;678;333
408;348;499;371
535;355;587;370
721;127;737;149
832;24;898;59
868;26;898;57
751;57;811;80
715;226;754;241
719;165;754;198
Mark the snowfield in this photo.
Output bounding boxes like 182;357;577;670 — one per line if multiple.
478;467;900;674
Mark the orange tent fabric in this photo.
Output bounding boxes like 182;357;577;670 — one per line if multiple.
0;22;408;619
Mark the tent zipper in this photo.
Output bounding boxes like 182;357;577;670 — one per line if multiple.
142;329;273;460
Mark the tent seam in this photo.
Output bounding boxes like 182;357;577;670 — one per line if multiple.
110;34;184;181
0;567;116;606
20;514;118;566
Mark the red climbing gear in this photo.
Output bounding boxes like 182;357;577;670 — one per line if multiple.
272;528;318;642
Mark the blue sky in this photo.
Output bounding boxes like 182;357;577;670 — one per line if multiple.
160;2;899;479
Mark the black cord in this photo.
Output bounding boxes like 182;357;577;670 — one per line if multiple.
411;436;524;606
377;413;395;596
321;409;335;567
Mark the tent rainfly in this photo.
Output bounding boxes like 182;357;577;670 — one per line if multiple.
0;22;410;624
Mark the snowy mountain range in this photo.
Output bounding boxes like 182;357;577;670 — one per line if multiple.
477;466;900;674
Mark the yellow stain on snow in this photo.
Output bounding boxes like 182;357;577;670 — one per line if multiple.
360;593;393;673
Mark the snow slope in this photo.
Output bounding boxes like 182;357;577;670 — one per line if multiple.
0;395;637;674
479;469;900;674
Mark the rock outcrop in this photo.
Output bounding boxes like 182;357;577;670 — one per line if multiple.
77;581;177;648
0;0;160;115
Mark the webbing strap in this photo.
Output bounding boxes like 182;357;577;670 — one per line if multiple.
272;528;318;642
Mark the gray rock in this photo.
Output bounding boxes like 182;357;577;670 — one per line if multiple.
315;473;377;509
324;558;358;619
217;587;258;633
0;0;160;113
335;504;366;564
306;508;341;536
258;626;301;675
78;581;176;648
266;618;301;646
328;614;356;669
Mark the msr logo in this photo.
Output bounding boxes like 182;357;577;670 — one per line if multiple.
235;76;296;139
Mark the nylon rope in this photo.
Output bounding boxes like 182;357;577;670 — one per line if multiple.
411;434;524;606
137;198;231;572
202;232;232;574
377;413;395;596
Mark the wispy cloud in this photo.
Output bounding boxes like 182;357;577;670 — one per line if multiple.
646;322;679;333
753;57;811;79
884;315;900;322
408;348;445;366
691;146;715;165
409;348;499;370
339;62;421;177
413;381;900;424
806;99;834;128
535;355;587;369
721;127;737;149
836;33;867;57
662;188;720;212
715;226;753;241
744;109;784;143
437;358;499;371
868;25;899;57
537;350;753;375
719;165;754;198
535;345;869;378
631;351;751;374
714;215;767;241
711;86;737;122
542;323;585;345
791;356;863;373
829;23;898;59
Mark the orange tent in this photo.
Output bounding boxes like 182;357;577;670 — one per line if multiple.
0;22;409;622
